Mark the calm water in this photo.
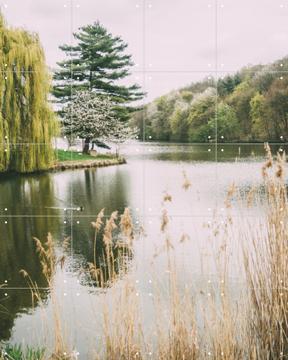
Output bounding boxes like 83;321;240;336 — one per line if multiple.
0;142;287;355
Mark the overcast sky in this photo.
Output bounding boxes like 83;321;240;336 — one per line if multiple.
2;0;288;102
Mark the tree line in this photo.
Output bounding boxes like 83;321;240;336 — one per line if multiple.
2;9;288;173
131;60;288;142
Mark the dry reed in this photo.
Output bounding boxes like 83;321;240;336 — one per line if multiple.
12;144;288;360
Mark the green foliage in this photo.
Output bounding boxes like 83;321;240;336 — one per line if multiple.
170;107;190;141
150;96;174;141
217;73;241;96
53;21;144;121
250;92;267;139
265;81;288;139
216;102;240;140
131;56;288;142
227;80;256;140
56;149;114;161
0;14;58;173
180;90;193;103
3;344;45;360
188;94;215;142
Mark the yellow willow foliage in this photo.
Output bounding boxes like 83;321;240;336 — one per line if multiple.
0;14;58;173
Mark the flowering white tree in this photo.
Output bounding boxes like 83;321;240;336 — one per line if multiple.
63;91;136;153
103;121;138;157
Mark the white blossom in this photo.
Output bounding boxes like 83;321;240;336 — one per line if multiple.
62;91;138;149
63;91;116;140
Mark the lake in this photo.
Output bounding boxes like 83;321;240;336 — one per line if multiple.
0;142;287;357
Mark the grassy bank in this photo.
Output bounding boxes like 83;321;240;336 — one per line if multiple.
0;150;124;176
55;149;116;162
52;149;125;171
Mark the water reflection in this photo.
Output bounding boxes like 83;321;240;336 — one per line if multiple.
64;166;133;285
70;166;130;215
0;166;131;285
0;288;48;341
0;175;62;287
0;167;132;341
0;175;60;341
0;143;287;345
125;143;288;162
0;173;62;216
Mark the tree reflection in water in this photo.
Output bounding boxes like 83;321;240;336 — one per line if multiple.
0;167;133;342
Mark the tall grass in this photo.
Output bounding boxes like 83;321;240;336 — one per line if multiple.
19;234;70;359
243;145;288;359
7;144;287;359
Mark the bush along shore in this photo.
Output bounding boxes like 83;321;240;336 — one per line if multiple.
51;150;126;172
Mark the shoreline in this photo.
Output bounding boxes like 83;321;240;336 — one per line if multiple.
0;156;126;177
50;156;126;172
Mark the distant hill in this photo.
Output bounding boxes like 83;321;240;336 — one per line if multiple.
131;57;288;142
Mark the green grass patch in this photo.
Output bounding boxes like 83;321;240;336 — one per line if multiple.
55;149;115;162
2;344;45;360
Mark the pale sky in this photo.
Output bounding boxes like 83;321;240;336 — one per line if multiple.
1;0;288;102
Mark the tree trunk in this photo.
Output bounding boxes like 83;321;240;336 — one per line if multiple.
83;138;90;154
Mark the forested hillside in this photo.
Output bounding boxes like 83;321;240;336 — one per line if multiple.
131;58;288;142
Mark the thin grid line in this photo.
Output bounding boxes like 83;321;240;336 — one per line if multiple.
215;0;219;211
2;69;288;74
0;141;280;146
142;0;148;261
70;0;74;266
130;69;288;74
0;214;273;219
1;285;288;291
0;142;287;145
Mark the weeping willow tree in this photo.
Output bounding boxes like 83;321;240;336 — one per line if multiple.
0;14;58;173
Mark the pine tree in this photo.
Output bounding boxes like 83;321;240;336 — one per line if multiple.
53;22;144;121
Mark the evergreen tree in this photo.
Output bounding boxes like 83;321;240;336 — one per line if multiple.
53;22;144;121
217;73;241;96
